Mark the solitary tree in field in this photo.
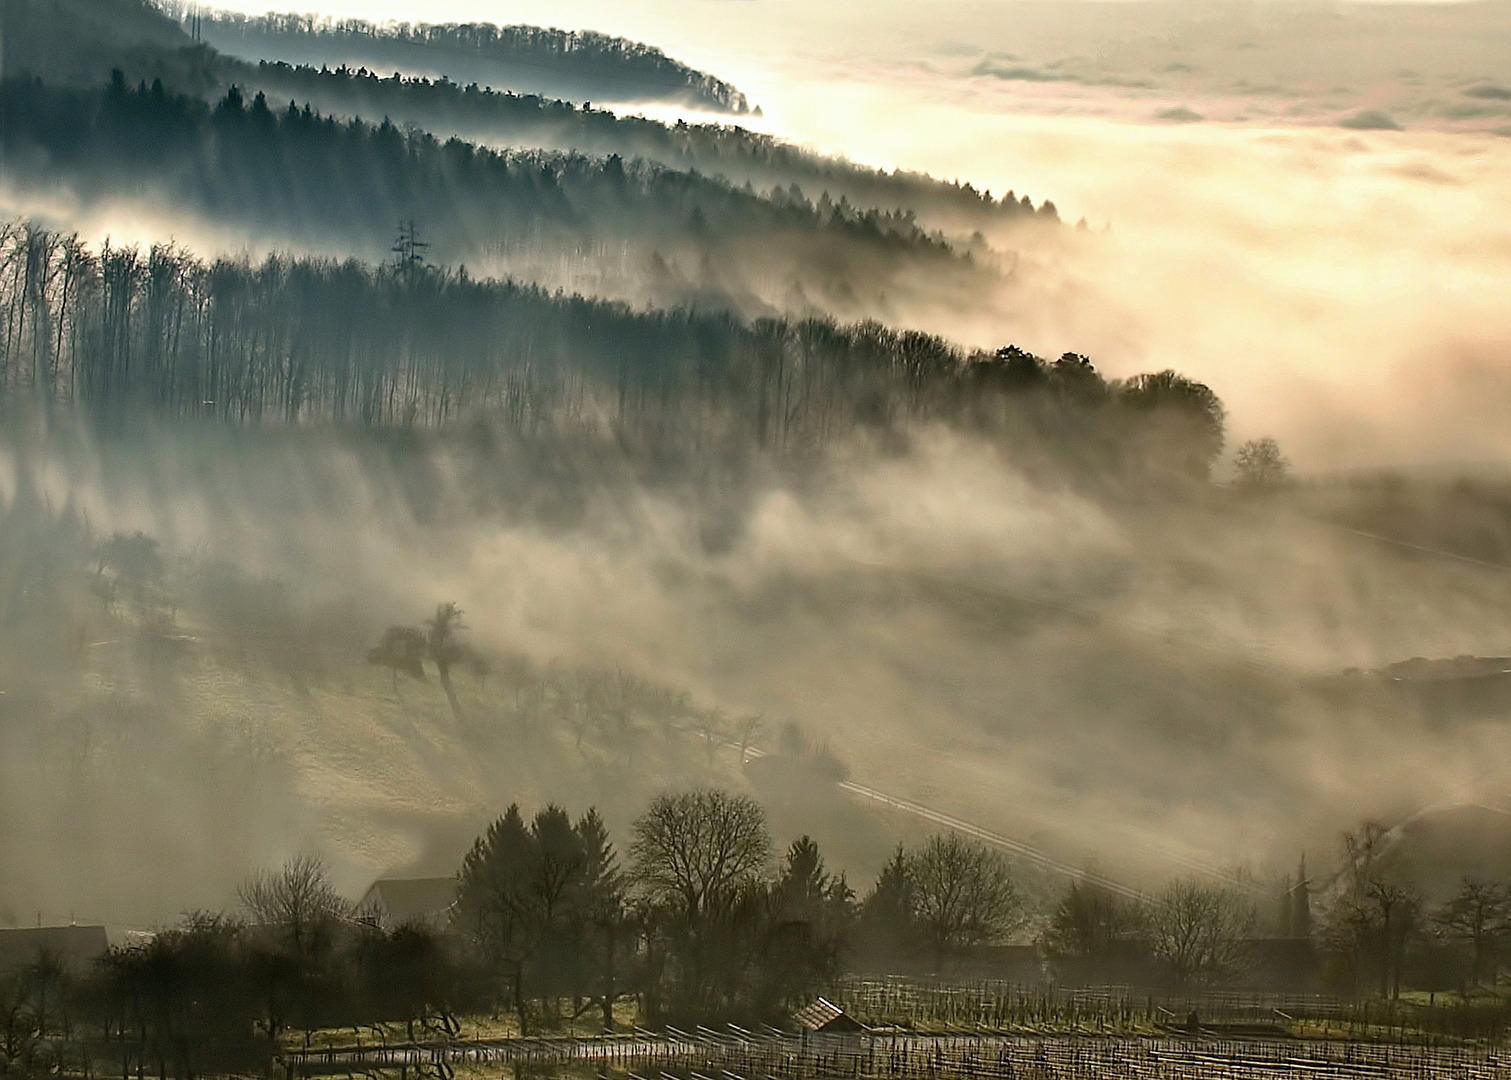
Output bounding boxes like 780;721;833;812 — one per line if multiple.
367;624;427;696
1233;436;1290;489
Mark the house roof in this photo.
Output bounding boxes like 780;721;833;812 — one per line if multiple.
793;997;864;1033
359;877;457;922
0;925;110;974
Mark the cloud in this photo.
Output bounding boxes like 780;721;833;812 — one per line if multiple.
750;67;1511;472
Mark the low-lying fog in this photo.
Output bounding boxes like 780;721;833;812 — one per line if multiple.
6;0;1511;926
5;410;1511;925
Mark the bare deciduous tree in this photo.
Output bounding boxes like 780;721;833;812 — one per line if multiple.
1324;823;1423;1000
1435;879;1511;987
425;601;467;724
629;789;771;917
238;854;349;955
733;714;765;763
1233;436;1290;489
1149;878;1255;988
907;833;1023;971
366;624;427;697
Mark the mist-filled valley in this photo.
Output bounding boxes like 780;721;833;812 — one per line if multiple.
5;0;1511;1060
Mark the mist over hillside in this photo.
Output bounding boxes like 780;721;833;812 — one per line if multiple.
1;0;1069;338
3;0;1046;243
2;0;1511;975
5;383;1511;930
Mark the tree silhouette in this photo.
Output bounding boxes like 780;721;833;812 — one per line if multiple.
906;833;1023;973
1434;879;1511;987
453;805;540;1033
366;624;427;697
1041;878;1148;981
733;714;764;763
453;804;619;1033
390;220;430;282
1233;436;1290;489
757;836;854;1012
629;789;771;919
1119;369;1227;483
576;808;634;1030
238;854;350;957
1325;823;1424;1000
425;601;467;724
1149;878;1255;989
856;845;916;969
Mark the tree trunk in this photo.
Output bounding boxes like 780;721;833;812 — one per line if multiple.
512;962;528;1037
437;665;465;725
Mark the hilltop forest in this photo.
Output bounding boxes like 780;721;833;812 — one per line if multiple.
182;6;753;113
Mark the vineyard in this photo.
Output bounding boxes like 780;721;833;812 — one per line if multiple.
282;1030;1511;1079
835;978;1511;1043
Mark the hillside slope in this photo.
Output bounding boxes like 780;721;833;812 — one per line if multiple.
183;7;751;114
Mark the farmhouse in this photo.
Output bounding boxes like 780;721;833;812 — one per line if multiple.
356;876;458;930
0;925;110;975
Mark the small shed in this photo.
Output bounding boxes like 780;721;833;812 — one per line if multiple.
0;925;110;975
356;877;457;931
793;997;866;1034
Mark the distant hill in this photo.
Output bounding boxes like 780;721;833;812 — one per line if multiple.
0;78;986;323
2;0;1046;238
171;6;751;114
1379;804;1511;903
2;0;207;87
241;61;1040;236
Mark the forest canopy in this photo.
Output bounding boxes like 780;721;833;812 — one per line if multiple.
0;221;1226;483
178;6;754;113
0;75;1004;324
1;0;1051;241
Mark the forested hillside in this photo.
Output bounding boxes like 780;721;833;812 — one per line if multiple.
0;0;1211;481
2;0;1050;240
243;62;1047;236
1;76;1015;322
178;7;752;114
0;221;1225;485
1;0;204;86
